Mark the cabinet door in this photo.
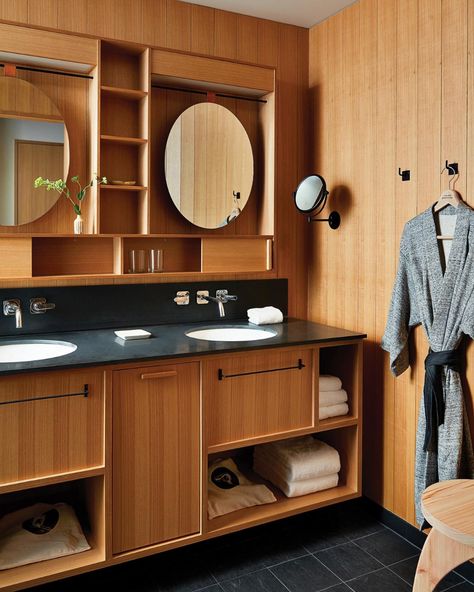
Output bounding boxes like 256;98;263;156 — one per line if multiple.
203;348;314;447
112;362;201;554
0;369;104;485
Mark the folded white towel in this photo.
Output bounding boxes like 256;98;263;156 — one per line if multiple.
319;389;348;407
253;458;339;497
247;306;283;325
253;448;340;482
319;375;343;392
253;437;340;481
319;402;349;420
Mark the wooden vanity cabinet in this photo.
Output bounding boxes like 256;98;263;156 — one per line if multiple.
112;362;201;554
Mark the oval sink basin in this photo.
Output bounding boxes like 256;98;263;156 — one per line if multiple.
0;340;77;363
186;326;277;342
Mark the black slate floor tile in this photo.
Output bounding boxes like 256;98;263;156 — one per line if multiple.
449;583;474;591
207;533;308;582
389;555;463;590
220;569;288;592
270;555;341;592
354;529;419;566
325;586;352;592
347;568;412;592
315;541;382;581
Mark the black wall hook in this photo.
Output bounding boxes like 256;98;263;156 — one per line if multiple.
398;168;410;182
445;161;458;175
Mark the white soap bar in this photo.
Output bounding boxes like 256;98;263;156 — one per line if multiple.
114;329;151;341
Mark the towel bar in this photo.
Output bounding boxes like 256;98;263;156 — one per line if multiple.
218;359;305;380
0;384;89;406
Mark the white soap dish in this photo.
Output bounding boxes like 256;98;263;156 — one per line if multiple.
114;329;152;341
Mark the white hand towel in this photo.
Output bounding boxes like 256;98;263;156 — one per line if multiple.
319;375;343;392
247;306;283;325
319;402;349;420
254;437;340;481
253;458;339;498
319;389;348;408
253;448;340;482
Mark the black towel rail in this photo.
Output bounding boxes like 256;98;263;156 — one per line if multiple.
0;384;89;407
218;360;305;381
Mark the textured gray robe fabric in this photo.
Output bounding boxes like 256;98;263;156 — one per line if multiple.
382;202;474;526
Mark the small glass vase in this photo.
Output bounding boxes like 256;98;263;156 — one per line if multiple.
73;214;84;235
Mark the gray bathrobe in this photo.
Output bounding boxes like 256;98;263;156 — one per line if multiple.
382;202;474;526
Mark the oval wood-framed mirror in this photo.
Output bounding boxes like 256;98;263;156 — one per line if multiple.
0;76;69;227
164;102;254;230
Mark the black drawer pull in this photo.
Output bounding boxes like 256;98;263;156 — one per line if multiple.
218;360;305;381
0;384;89;406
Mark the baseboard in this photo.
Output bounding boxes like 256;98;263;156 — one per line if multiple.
363;497;474;584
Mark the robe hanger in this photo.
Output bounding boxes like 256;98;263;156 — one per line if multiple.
435;163;462;240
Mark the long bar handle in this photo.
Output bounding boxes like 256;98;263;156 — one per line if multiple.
0;384;89;406
218;359;305;381
140;370;177;380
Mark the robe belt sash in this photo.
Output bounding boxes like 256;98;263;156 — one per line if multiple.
423;349;460;452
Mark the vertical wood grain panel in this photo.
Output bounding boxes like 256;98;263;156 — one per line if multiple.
191;4;215;56
237;14;258;63
142;0;167;48
0;0;27;22
27;0;58;28
166;0;191;52
214;10;237;60
257;19;279;67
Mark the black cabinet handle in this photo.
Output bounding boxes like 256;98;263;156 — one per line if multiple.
0;384;89;406
218;360;305;380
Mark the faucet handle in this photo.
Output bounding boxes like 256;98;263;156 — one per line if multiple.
173;291;190;306
30;297;56;314
216;289;238;302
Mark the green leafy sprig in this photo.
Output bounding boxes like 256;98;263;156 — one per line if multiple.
34;175;107;215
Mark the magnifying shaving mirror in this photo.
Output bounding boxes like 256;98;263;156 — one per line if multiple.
293;174;340;229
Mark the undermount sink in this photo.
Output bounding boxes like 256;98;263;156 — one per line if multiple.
186;326;277;342
0;340;77;363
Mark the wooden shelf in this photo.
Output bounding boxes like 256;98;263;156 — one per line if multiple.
101;184;147;191
0;467;105;495
317;416;359;432
100;134;147;145
101;85;147;100
206;485;359;537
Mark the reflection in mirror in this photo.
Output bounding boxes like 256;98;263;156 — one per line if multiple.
165;103;254;230
294;174;327;213
0;77;68;227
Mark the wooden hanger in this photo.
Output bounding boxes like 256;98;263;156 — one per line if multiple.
435;168;461;240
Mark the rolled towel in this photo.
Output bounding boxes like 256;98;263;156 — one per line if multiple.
253;458;339;497
319;375;342;392
319;389;348;408
254;437;340;481
319;402;349;420
247;306;283;325
253;448;340;482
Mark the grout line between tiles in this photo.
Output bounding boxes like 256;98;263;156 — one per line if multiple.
267;567;293;592
310;553;346;586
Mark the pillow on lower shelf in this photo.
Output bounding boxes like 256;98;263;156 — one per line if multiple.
208;458;277;520
0;502;91;570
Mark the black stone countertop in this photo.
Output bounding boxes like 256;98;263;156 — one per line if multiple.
0;319;366;376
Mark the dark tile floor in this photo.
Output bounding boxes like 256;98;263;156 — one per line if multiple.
33;500;474;592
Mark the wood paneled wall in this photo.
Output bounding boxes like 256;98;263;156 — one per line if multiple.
0;1;309;318
309;0;474;526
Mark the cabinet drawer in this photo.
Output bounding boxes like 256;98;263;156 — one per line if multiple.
204;349;314;447
0;369;104;485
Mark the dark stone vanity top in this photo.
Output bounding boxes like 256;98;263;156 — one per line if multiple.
0;319;366;376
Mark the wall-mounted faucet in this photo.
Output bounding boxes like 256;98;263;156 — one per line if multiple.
3;299;22;329
198;289;238;318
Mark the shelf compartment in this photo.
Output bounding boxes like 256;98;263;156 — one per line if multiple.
120;237;201;274
318;342;362;427
101;41;148;91
99;189;148;235
31;237;114;276
100;93;142;138
201;237;273;273
0;476;105;590
206;427;360;536
100;142;144;186
101;134;147;146
101;85;147;100
0;237;32;278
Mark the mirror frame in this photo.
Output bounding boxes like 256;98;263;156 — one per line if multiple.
293;174;328;214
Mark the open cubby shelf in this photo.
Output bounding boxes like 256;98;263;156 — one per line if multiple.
206;425;360;536
0;476;105;589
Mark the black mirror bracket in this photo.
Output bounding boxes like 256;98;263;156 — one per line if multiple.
307;211;341;230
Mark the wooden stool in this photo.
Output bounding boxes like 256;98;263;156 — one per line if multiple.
413;480;474;592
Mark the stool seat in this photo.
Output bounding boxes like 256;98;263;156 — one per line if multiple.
414;479;474;592
421;479;474;547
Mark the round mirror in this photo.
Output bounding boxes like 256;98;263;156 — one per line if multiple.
0;77;69;226
294;174;328;213
164;103;254;229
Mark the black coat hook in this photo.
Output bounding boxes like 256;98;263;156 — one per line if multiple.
398;168;410;182
444;161;458;175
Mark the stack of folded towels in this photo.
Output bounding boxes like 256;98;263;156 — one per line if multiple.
319;374;349;420
247;306;283;325
253;436;340;498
